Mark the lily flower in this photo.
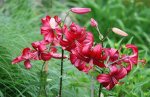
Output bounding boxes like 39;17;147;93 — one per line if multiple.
41;16;61;43
60;23;94;51
97;65;127;90
122;44;138;73
12;48;35;69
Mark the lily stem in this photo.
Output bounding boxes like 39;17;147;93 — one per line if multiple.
91;76;95;97
98;70;103;97
98;83;103;97
58;48;64;97
38;61;48;97
96;26;103;40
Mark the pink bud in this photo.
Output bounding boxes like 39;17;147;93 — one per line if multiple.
112;27;128;36
90;18;98;27
70;8;91;14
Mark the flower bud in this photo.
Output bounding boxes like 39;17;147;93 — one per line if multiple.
90;18;98;27
70;8;91;14
112;27;128;36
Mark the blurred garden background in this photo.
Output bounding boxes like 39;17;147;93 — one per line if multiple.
0;0;150;97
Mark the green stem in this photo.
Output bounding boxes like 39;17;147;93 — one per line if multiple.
96;26;103;40
101;28;111;42
58;49;64;97
58;10;69;97
98;69;103;97
98;83;102;97
98;35;104;97
38;61;48;97
63;10;70;24
91;76;95;97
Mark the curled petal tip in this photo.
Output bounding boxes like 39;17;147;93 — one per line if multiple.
12;56;23;64
112;27;128;36
71;7;91;14
138;59;146;66
24;60;32;69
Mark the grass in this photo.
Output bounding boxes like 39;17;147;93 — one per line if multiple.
0;0;150;97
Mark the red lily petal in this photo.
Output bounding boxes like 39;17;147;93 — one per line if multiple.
70;53;92;73
70;23;82;33
110;65;127;79
22;48;31;59
126;44;138;64
110;65;118;74
43;32;55;43
41;26;51;35
93;59;105;68
97;74;111;83
12;56;23;64
32;41;40;50
54;16;61;24
38;43;47;52
41;53;51;61
126;60;133;73
90;44;102;59
41;15;51;26
97;74;116;90
83;32;94;47
114;67;127;80
51;53;67;59
105;83;115;90
24;60;32;69
70;53;77;64
82;45;90;56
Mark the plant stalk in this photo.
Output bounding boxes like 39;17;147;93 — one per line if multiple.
98;83;102;97
38;61;48;97
58;10;69;97
96;26;103;40
58;48;64;97
91;76;95;97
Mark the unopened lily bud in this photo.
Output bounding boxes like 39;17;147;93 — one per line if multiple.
112;27;128;36
90;18;98;27
70;8;91;14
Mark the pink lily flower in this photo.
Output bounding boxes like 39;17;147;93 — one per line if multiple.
97;65;127;90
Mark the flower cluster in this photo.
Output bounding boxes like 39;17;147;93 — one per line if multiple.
12;16;66;69
12;8;145;90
